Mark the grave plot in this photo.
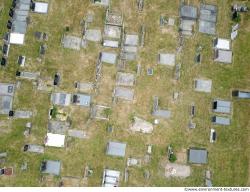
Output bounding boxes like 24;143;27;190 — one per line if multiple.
81;13;93;45
179;5;198;36
130;116;153;134
45;133;65;148
103;9;123;48
23;144;45;154
211;116;231;126
95;64;116;103
75;82;94;93
100;52;117;64
165;163;191;178
121;33;139;61
90;105;111;120
212;99;231;114
72;94;91;107
199;4;217;35
188;148;208;164
116;72;135;87
68;129;87;139
105;9;123;26
62;35;82;50
214;49;233;64
158;53;176;67
194;79;212;93
113;87;134;101
106;141;126;158
40;160;61;176
16;71;40;80
51;92;72;106
48;120;70;135
31;2;49;14
152;96;171;119
12;110;33;119
0;167;13;176
102;169;120;187
0;83;15;115
127;157;142;167
213;38;231;50
85;29;102;42
124;34;139;46
104;25;122;39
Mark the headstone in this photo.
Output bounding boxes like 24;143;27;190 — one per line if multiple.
137;0;144;11
232;23;239;31
107;125;113;133
16;81;21;89
24;122;32;137
124;168;129;182
140;25;145;47
144;170;150;180
43;33;48;41
190;103;195;117
40;44;47;55
195;53;201;64
147;145;152;154
168;18;175;26
0;158;6;164
34;31;43;40
144;154;151;164
175;64;181;80
206;170;211;179
188;120;196;129
160;15;167;26
137;64;141;76
0;152;7;158
81;39;87;48
21;162;28;171
147;68;153;76
231;30;238;40
154;119;159;125
173;92;179;100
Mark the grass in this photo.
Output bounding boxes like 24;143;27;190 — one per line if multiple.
0;0;250;187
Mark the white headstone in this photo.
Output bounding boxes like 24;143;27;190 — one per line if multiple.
231;30;238;40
